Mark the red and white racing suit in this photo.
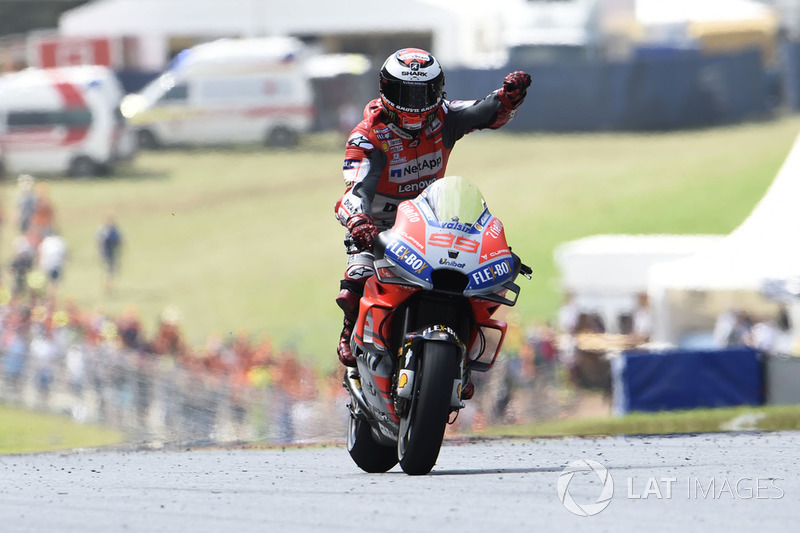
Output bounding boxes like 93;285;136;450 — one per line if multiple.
335;91;523;286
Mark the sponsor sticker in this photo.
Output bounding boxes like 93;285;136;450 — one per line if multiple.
347;133;373;149
386;239;429;276
441;220;478;234
448;100;476;111
439;258;466;269
397;176;437;195
487;218;504;239
470;259;512;287
388;150;443;184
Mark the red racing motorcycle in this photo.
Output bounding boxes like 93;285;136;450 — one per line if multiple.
344;176;531;475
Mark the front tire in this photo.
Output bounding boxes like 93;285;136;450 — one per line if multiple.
347;415;398;473
397;342;458;475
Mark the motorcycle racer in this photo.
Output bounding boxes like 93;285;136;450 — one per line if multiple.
334;47;531;371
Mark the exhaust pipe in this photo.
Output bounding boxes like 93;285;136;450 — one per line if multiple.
343;369;372;418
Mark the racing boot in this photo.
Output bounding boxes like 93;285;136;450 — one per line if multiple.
336;283;361;368
337;316;356;367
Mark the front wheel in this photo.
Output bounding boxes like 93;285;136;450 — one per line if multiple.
397;341;458;475
347;415;398;473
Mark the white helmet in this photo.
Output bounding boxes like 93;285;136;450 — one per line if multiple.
379;48;445;131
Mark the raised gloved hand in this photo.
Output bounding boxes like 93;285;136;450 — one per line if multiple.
346;213;379;252
498;71;532;108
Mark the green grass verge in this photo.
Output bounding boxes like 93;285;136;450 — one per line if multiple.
2;116;799;369
0;405;125;455
479;404;800;438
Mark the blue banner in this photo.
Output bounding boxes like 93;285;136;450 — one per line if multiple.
612;347;763;414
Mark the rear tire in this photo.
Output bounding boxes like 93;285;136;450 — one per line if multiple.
137;129;160;150
347;415;398;473
266;126;298;148
68;156;98;177
397;342;458;475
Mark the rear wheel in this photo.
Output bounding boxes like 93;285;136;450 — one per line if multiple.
68;156;98;177
398;342;458;475
137;129;160;150
347;415;398;473
266;126;298;148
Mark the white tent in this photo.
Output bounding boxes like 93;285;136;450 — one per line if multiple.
58;0;501;70
556;234;724;294
648;131;800;345
635;0;779;58
636;0;776;26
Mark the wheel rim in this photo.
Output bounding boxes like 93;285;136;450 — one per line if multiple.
346;415;358;452
398;412;411;459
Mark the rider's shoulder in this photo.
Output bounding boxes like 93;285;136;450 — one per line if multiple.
346;107;383;150
348;100;393;138
363;98;383;119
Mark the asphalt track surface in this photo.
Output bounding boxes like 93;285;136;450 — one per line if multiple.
0;432;797;532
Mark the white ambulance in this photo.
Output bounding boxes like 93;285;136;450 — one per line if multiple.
120;37;316;149
0;65;135;177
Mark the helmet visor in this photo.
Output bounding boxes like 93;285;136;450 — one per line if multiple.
382;79;442;113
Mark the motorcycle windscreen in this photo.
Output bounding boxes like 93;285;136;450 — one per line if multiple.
421;176;485;226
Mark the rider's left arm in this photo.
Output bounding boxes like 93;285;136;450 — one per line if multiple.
441;71;532;146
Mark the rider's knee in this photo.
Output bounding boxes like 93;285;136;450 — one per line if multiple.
336;280;364;318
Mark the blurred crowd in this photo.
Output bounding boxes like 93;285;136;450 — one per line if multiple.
0;174;349;443
0;285;576;442
0;174;584;443
0;291;350;443
713;306;795;354
0;296;576;442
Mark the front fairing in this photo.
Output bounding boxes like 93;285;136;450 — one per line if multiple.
376;176;515;297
